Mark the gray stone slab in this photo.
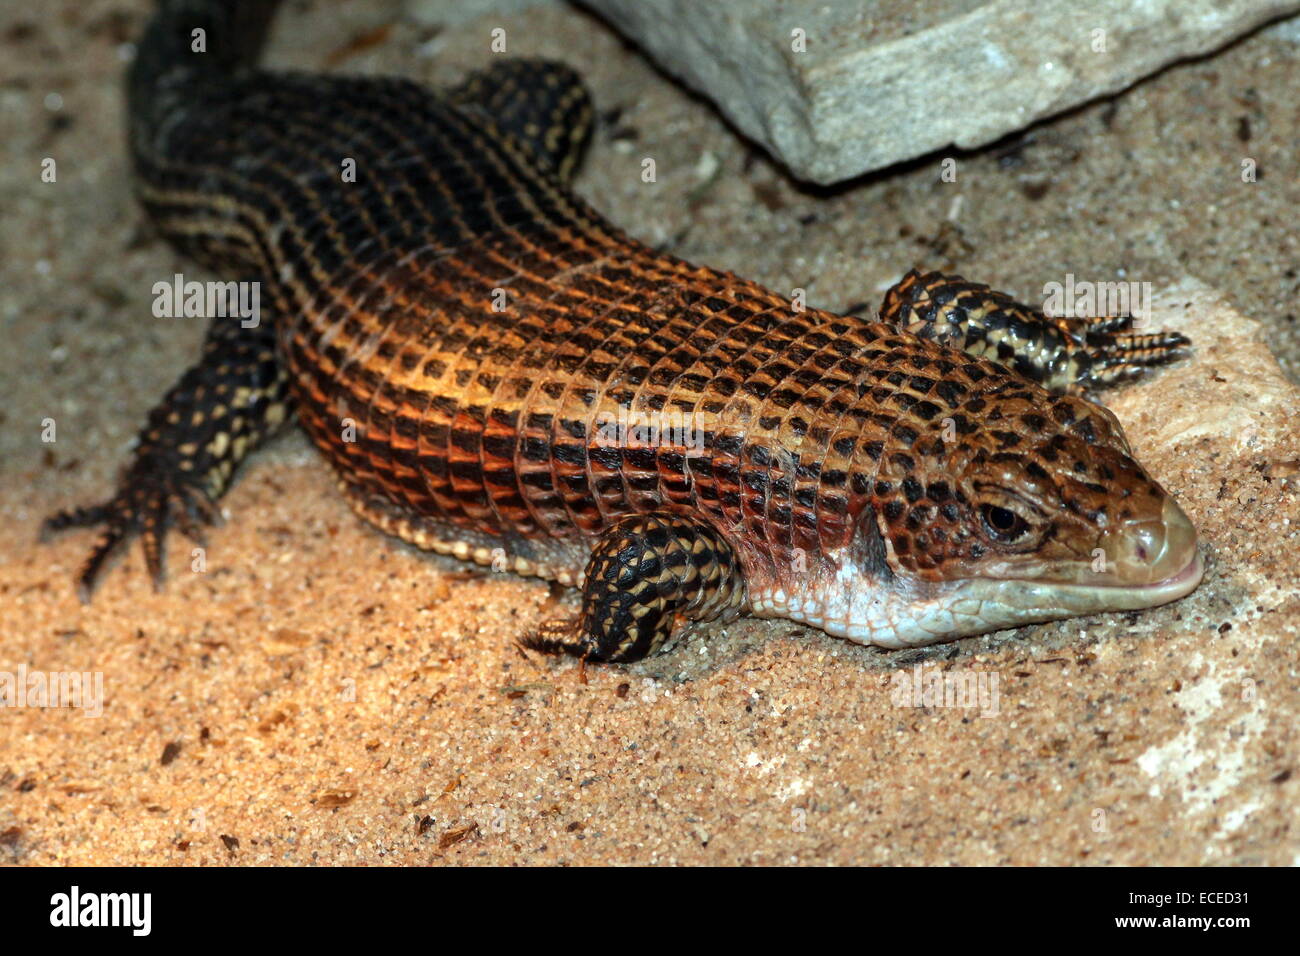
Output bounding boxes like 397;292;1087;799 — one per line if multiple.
406;0;557;28
571;0;1300;183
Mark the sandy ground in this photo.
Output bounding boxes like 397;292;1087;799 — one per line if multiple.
0;1;1297;865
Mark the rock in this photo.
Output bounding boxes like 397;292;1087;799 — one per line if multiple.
406;0;557;28
573;0;1300;183
1032;279;1300;858
1093;277;1299;563
1106;279;1299;454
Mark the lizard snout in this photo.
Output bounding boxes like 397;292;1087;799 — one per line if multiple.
1104;496;1201;589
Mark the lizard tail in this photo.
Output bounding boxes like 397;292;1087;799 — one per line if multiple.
128;0;281;157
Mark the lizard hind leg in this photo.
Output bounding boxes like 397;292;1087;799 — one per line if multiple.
42;309;290;600
522;513;746;664
446;59;594;183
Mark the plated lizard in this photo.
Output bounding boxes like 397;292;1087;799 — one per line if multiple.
44;0;1203;662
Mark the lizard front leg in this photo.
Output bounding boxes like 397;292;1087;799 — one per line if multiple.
523;513;746;663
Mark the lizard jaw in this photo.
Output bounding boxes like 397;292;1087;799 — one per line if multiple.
750;549;1204;651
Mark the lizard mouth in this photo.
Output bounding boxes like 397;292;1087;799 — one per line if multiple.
1097;547;1204;599
871;549;1203;648
1042;548;1204;609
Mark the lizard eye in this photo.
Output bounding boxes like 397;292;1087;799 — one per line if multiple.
981;503;1029;542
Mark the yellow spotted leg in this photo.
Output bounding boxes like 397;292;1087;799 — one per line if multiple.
41;309;291;599
523;514;746;663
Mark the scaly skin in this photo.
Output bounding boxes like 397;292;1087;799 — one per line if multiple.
44;1;1202;662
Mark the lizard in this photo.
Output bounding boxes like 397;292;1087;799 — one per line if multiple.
43;0;1203;663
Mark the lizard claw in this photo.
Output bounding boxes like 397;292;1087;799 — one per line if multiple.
517;618;592;660
42;461;220;601
1071;320;1191;391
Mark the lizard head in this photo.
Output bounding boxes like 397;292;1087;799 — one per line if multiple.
890;392;1198;577
773;387;1203;648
